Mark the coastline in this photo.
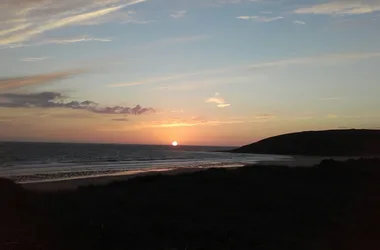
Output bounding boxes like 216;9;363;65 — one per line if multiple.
5;158;380;249
21;156;352;191
21;167;208;191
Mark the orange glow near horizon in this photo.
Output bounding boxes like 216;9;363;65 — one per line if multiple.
172;141;178;146
2;107;372;147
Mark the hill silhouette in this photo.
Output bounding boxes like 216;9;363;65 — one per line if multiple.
231;129;380;156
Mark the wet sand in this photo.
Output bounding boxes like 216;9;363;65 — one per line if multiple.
22;167;208;191
5;158;380;249
21;156;342;191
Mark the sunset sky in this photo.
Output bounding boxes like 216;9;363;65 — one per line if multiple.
1;0;380;146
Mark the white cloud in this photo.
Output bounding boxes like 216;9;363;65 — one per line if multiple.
237;16;251;20
293;20;306;25
294;0;380;15
0;5;125;45
170;10;187;18
0;23;32;37
41;36;112;44
205;93;231;108
237;15;283;22
20;57;49;62
79;10;152;25
217;104;232;108
2;35;112;49
0;0;145;46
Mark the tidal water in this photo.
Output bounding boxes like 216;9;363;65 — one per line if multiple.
0;142;293;183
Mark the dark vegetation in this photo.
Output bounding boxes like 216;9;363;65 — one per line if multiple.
1;158;380;250
231;129;380;156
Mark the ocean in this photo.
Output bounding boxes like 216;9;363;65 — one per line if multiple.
0;142;293;183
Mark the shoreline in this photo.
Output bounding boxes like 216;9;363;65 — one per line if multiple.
21;167;210;191
21;156;352;191
4;157;380;249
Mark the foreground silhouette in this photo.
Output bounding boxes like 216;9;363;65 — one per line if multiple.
231;129;380;156
1;158;380;250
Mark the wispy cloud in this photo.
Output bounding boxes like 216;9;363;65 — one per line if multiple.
122;19;155;24
109;51;380;89
136;35;209;49
321;97;344;100
1;5;124;45
78;9;154;25
20;57;50;62
137;118;245;129
327;114;338;119
237;15;283;22
170;10;187;18
112;118;129;121
254;113;277;120
41;36;112;44
160;35;209;44
108;65;230;88
109;74;192;87
249;51;380;69
291;115;316;121
293;20;306;25
1;35;112;49
155;76;248;91
0;23;32;37
48;112;95;119
110;82;143;87
205;92;231;108
0;92;155;115
0;69;86;91
294;1;380;15
0;0;145;46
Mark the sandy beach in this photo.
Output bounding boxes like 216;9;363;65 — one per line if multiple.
4;158;380;250
21;156;353;191
21;167;208;191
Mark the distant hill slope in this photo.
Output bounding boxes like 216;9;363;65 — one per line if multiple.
231;129;380;156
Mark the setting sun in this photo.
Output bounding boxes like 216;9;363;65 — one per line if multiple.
172;141;178;146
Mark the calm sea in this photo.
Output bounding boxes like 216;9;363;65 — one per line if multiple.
0;142;292;183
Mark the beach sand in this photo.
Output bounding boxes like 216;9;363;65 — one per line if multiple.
21;167;208;191
6;158;380;250
21;156;344;191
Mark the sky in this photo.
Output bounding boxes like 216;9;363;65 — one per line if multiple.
1;0;380;146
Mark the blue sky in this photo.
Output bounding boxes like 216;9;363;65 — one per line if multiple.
1;0;380;145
